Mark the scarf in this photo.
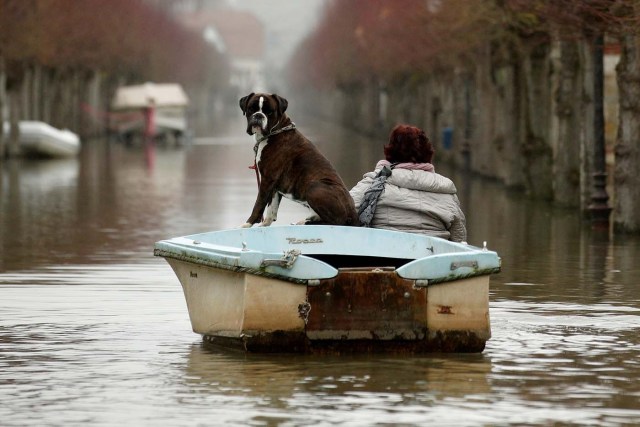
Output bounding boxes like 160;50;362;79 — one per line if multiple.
376;160;435;172
357;164;393;227
358;160;435;227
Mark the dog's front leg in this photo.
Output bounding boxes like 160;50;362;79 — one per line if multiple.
242;194;269;227
242;179;276;228
261;192;282;226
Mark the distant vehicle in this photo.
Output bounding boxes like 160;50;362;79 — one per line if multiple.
3;121;80;158
110;82;189;145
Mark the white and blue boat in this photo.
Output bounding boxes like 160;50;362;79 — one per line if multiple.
154;225;501;353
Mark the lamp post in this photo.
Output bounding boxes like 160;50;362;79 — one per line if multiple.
588;32;612;228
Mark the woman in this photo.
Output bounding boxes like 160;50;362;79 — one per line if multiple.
350;124;467;242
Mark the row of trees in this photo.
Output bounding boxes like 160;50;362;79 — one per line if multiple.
0;0;228;156
290;0;502;89
289;0;640;233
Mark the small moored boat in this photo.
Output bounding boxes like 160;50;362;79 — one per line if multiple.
110;82;189;144
154;225;501;353
3;121;80;158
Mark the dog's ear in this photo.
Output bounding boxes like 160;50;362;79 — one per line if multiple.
272;94;288;115
239;93;254;115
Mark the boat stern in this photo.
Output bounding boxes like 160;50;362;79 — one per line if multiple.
305;268;490;353
155;226;500;353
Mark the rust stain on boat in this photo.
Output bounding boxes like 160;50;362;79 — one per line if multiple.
306;269;427;341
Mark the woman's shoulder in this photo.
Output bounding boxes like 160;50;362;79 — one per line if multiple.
387;169;457;194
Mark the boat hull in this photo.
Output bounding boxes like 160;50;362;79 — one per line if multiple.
166;258;491;353
3;121;80;158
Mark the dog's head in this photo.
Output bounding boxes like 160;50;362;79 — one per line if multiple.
239;93;288;137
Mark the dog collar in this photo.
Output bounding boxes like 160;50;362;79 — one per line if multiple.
253;122;297;153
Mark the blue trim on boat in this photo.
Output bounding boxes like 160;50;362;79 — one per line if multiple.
154;225;501;284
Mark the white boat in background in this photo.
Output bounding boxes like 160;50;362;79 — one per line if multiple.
3;121;80;158
155;225;502;354
110;82;189;144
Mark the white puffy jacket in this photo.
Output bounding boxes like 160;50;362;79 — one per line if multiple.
350;167;467;242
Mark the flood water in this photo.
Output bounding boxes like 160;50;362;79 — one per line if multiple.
2;110;640;426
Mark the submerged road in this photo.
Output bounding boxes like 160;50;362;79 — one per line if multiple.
1;112;639;426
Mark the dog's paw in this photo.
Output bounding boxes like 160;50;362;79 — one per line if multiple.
294;214;320;225
260;216;275;227
240;222;253;228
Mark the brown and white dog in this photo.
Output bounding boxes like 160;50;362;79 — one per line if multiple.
239;92;358;227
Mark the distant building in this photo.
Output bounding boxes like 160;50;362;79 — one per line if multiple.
180;9;266;96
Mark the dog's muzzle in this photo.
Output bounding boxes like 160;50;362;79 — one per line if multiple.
248;112;268;135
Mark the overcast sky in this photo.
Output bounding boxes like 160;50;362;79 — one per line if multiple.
227;0;328;66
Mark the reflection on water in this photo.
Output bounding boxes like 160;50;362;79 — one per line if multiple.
1;111;640;425
183;344;494;425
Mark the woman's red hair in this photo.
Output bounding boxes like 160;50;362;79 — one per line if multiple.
384;124;434;164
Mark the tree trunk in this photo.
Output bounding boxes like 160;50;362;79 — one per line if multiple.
8;90;22;157
41;67;52;125
71;69;80;132
520;44;553;199
504;60;526;190
579;39;596;214
0;57;6;160
586;33;612;226
32;64;42;121
550;38;582;207
50;68;65;129
84;69;103;137
22;66;32;120
614;32;640;232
